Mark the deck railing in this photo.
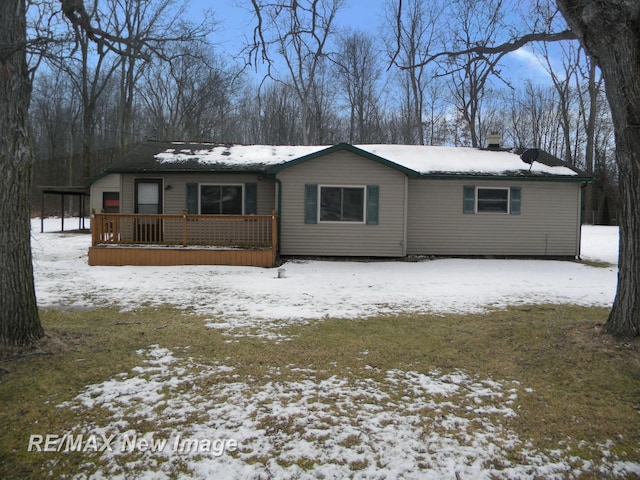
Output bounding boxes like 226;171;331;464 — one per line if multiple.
91;211;278;249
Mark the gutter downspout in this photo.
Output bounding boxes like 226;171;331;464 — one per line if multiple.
403;176;408;257
577;182;588;259
276;178;283;255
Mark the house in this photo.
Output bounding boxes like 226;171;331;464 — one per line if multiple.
87;142;590;266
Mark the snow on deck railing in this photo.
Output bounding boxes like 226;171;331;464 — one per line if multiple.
91;212;278;249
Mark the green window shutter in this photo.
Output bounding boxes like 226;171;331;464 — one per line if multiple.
366;185;379;225
304;184;318;224
510;187;521;215
463;185;475;214
245;183;257;214
186;183;198;214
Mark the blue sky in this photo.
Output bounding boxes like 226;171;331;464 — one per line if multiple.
184;0;552;83
186;0;386;57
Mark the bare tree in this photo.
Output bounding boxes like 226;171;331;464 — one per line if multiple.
307;63;341;144
334;30;383;144
441;0;514;148
422;77;449;145
138;45;239;142
108;0;215;152
45;3;122;179
30;70;83;191
248;0;344;145
386;0;442;144
573;49;604;222
0;0;44;345
259;82;303;144
534;41;583;166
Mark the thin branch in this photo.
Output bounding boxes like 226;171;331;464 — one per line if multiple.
400;29;577;70
388;0;403;70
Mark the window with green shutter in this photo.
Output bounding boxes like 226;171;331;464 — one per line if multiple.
318;186;366;223
464;186;522;214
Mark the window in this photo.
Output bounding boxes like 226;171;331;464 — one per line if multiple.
477;187;509;213
200;185;242;214
102;192;120;213
135;179;163;214
463;186;521;215
320;186;365;222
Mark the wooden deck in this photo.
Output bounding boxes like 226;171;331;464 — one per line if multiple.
89;212;278;267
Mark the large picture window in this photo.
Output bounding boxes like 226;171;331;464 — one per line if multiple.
200;185;243;214
320;186;365;222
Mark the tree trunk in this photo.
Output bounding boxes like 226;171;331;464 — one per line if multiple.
558;0;640;337
582;61;598;224
0;1;44;345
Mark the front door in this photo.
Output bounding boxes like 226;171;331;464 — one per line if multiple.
134;179;163;242
135;179;163;214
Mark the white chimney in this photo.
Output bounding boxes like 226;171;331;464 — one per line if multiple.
486;131;501;149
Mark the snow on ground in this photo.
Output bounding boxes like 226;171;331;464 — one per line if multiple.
59;345;639;480
32;218;618;336
30;219;634;479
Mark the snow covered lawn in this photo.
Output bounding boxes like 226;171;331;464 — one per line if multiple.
24;219;638;479
32;219;618;336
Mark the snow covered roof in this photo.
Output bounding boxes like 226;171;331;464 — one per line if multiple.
100;141;587;180
154;144;327;168
355;144;580;177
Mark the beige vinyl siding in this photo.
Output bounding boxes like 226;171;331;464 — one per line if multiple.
120;173;275;214
90;174;121;212
407;179;581;256
277;151;406;257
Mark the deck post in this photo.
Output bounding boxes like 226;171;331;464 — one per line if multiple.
182;209;188;247
91;210;98;246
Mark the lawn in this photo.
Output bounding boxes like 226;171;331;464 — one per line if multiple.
0;220;637;478
1;305;639;479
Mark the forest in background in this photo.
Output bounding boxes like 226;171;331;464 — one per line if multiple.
28;0;618;224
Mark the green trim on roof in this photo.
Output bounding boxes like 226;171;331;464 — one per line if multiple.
110;167;269;175
418;173;593;182
266;143;422;177
84;170;112;186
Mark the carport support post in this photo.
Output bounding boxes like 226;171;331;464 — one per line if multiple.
60;193;64;231
40;190;44;233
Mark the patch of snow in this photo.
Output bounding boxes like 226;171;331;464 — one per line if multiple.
57;345;638;479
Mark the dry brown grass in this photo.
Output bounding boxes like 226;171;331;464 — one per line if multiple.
0;304;639;478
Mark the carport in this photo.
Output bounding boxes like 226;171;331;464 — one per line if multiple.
38;186;90;232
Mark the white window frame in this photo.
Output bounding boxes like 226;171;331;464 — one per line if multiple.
199;183;244;215
318;184;366;224
476;186;510;214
